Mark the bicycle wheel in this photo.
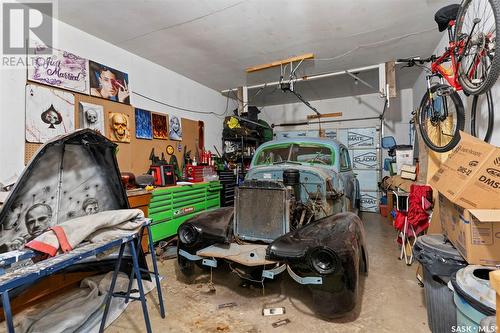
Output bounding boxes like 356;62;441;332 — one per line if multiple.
455;0;500;95
471;89;494;142
418;84;465;153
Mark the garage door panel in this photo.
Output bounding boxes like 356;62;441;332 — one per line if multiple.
354;170;378;191
350;149;380;170
337;128;378;148
360;191;380;212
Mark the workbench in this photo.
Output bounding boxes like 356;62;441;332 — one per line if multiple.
148;181;222;242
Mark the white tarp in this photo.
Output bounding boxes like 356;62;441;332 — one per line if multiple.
0;272;157;333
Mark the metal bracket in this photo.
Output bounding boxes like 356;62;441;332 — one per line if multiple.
262;264;287;279
178;249;203;261
286;265;323;285
178;249;217;268
202;258;217;268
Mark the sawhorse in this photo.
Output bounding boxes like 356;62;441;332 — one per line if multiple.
0;220;165;333
99;221;165;333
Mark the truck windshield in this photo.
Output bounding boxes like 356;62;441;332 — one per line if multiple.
254;143;334;166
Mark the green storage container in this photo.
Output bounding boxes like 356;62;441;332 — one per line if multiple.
149;181;222;242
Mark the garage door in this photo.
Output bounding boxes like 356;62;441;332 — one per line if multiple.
276;127;381;212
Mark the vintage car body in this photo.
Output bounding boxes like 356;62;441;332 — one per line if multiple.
177;137;368;317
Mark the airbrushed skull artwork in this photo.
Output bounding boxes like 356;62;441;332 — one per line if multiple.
41;105;63;129
109;112;130;143
78;102;105;134
85;109;98;124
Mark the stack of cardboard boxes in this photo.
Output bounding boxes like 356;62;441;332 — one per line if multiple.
430;132;500;266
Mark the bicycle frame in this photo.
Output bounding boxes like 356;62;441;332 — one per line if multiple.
430;21;464;90
430;18;487;91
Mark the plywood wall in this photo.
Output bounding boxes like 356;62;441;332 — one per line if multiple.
25;83;201;175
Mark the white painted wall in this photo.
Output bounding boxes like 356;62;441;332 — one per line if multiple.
412;33;500;146
0;18;235;182
260;88;415;146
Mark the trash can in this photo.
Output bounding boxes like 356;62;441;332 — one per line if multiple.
413;234;467;333
451;266;496;333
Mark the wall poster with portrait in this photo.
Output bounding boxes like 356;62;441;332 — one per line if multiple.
169;115;182;141
79;102;105;134
25;84;75;144
89;61;130;105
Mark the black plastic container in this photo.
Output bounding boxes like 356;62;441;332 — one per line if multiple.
413;234;467;333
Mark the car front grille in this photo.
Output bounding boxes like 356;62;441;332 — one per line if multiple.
235;181;290;243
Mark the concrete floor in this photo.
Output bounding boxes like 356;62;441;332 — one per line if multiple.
107;213;430;333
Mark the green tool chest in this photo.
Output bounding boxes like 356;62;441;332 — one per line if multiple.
149;181;222;242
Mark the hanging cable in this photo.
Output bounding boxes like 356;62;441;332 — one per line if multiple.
132;91;231;117
304;27;436;63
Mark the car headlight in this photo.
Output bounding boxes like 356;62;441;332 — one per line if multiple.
308;247;338;275
178;225;199;246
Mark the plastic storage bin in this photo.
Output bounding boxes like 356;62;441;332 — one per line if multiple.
379;204;388;217
413;234;467;333
451;266;496;333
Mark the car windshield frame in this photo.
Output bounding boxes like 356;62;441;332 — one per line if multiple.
254;142;335;167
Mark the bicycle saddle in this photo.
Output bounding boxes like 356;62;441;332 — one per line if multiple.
435;4;460;32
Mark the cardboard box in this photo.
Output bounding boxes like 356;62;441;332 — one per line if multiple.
439;193;500;265
401;164;417;173
430;132;500;209
396;148;413;175
401;171;417;180
431;132;500;265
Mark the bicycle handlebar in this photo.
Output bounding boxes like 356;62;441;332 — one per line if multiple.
397;56;437;66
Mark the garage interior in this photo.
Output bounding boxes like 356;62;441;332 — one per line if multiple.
0;1;499;332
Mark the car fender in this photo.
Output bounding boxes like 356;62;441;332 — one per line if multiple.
178;207;234;248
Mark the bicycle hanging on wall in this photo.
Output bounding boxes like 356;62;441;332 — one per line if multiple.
399;0;499;153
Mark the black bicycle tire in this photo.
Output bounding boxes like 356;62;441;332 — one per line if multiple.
455;0;500;95
418;84;465;153
471;89;494;142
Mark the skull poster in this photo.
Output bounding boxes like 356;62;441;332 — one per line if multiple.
79;102;105;134
25;84;75;143
108;112;131;143
135;108;153;140
152;113;168;140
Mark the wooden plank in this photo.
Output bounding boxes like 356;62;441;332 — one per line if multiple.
0;272;96;321
245;53;314;73
307;112;343;120
385;61;397;98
